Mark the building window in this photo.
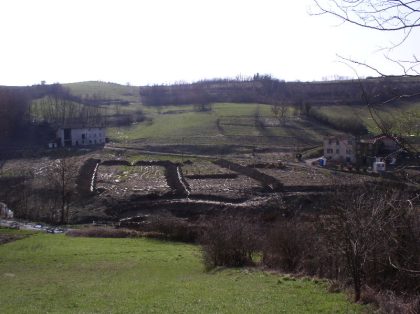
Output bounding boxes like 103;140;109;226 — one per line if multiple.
348;140;353;145
336;140;339;145
336;149;340;154
346;149;352;154
327;148;333;154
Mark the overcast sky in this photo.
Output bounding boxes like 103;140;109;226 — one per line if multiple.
0;0;418;86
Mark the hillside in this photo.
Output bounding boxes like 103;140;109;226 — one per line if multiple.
107;103;343;150
139;76;420;107
64;81;140;103
1;79;419;151
59;79;419;149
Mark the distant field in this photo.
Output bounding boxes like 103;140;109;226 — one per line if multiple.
56;81;418;149
316;102;420;133
0;231;366;313
107;103;341;148
64;81;140;103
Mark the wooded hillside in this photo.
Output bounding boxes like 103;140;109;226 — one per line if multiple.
140;76;420;106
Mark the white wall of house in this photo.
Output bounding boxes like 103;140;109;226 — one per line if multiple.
324;136;356;163
57;128;106;147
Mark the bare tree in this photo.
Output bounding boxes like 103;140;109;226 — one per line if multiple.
0;88;29;142
312;0;420;75
322;185;420;302
46;156;78;224
31;84;106;128
312;1;420;31
312;0;420;160
271;102;289;125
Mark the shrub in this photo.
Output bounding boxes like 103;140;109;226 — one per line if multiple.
66;227;139;238
120;213;200;243
307;108;368;135
262;217;318;273
261;184;420;306
200;216;259;271
146;215;198;243
361;289;420;314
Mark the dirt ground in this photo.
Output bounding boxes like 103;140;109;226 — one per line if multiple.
0;233;26;245
0;147;390;223
96;165;170;197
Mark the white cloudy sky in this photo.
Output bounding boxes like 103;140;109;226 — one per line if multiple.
0;0;418;86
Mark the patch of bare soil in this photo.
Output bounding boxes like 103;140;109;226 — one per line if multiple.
0;233;26;245
187;176;261;199
258;164;378;187
96;165;170;198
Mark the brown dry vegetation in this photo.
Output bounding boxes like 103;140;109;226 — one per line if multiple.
199;183;420;312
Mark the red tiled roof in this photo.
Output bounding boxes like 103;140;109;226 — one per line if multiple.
360;134;399;144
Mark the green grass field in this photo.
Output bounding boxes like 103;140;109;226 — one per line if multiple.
316;102;420;133
46;81;419;149
65;81;140;103
0;231;367;313
107;103;340;147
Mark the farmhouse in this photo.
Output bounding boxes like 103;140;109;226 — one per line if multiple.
0;202;13;219
323;135;356;163
56;126;106;147
324;134;401;166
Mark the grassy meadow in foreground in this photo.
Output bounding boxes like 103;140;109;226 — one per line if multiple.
0;231;367;313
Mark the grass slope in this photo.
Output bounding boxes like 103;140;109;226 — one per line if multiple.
65;81;140;103
316;102;420;133
107;103;340;147
58;81;419;144
57;81;419;148
0;232;366;313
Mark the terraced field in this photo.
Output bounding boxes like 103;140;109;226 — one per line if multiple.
96;165;170;197
258;165;379;187
182;161;235;176
187;175;261;199
106;103;341;148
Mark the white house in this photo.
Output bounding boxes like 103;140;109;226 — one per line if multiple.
323;135;356;163
57;127;106;147
0;202;13;219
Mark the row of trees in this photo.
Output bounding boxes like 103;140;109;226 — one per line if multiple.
0;87;30;143
0;155;78;224
140;76;420;107
0;82;146;146
31;94;106;127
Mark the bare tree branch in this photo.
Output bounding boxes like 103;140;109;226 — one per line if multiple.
312;1;420;75
312;0;420;31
